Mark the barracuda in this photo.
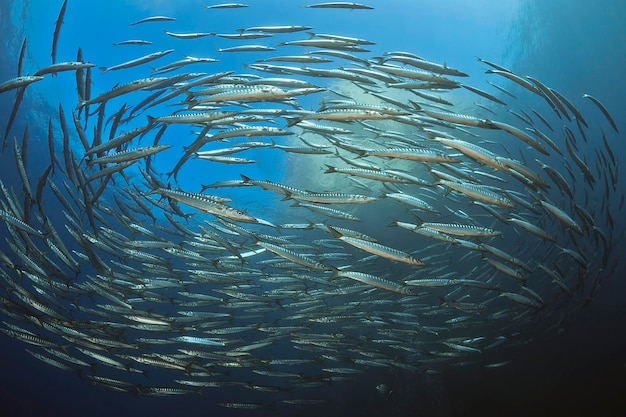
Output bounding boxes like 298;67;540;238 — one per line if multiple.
438;180;516;208
151;188;273;225
0;75;44;94
146;111;235;124
100;49;174;73
87;145;171;165
418;221;502;237
422;109;495;128
287;191;378;204
0;2;621;408
328;227;425;265
330;268;414;295
256;241;329;271
435;137;506;171
33;61;95;77
324;165;412;183
360;147;461;163
371;64;458;85
192;86;307;103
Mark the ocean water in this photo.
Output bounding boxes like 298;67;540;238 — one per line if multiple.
0;1;625;416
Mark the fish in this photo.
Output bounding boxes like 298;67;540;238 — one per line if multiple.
217;403;274;410
582;93;619;133
0;2;621;408
376;383;391;395
461;83;507;105
415;220;502;238
151;188;274;226
330;268;415;295
383;54;468;77
256;241;329;271
34;62;96;77
303;2;374;9
129;16;176;26
437;180;516;209
215;31;273;40
100;50;175;73
76;77;167;108
82;125;152;157
112;39;153;46
75;48;87;103
152;56;219;74
359;147;461;163
3;87;27;148
51;0;67;64
371;64;459;85
217;45;276;53
245;25;314;33
286;191;378;204
327;226;425;265
162;30;214;39
202;3;249;9
536;199;584;235
87;145;171;165
0;76;45;95
17;37;27;77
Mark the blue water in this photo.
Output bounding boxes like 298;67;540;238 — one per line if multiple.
1;1;625;416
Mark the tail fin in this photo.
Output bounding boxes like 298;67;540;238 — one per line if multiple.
324;164;337;174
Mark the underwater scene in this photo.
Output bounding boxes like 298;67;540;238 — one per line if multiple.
0;1;625;416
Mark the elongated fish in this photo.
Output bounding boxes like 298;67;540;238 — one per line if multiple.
51;0;67;64
303;2;374;9
0;76;44;95
129;16;176;26
330;268;414;295
582;94;619;133
100;50;174;73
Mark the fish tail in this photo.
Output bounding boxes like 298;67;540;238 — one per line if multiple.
329;266;341;281
285;116;302;127
325;225;342;238
323;164;337;174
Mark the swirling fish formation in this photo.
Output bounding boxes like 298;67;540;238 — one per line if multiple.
0;1;622;410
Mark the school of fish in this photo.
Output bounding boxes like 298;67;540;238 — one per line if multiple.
0;1;623;410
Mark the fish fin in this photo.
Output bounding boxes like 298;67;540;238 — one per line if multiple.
329;266;340;281
285;116;302;127
325;225;342;238
408;100;422;111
